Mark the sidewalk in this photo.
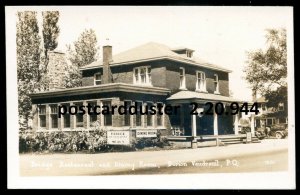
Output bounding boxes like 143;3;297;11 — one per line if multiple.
20;139;288;176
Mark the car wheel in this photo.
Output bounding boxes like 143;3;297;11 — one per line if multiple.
275;132;283;139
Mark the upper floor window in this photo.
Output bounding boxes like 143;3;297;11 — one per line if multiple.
133;66;152;85
278;103;284;111
213;74;220;94
196;71;206;92
179;67;186;90
94;73;101;85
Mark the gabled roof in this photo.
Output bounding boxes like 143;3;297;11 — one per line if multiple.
80;42;232;73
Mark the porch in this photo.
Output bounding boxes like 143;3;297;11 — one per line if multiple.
167;134;260;148
166;91;257;148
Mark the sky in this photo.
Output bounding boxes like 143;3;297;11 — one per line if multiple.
25;6;294;101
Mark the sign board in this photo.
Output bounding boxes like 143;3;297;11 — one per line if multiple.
136;130;157;138
246;132;252;143
107;131;130;145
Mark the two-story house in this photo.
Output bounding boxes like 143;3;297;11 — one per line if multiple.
255;96;288;128
30;42;242;144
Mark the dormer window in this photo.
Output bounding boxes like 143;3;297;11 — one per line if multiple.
196;71;207;92
94;73;101;85
179;67;186;90
133;66;152;85
213;74;220;94
172;48;194;58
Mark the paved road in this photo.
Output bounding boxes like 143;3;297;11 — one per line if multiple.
112;149;288;175
20;139;288;176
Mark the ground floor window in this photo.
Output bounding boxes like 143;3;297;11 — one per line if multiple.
61;103;70;128
124;100;131;126
74;102;84;127
88;101;98;126
50;104;58;129
136;101;143;127
279;117;287;124
147;102;153;127
157;102;163;126
103;100;112;126
266;118;274;126
38;105;46;128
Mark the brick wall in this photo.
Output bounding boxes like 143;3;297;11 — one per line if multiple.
81;60;230;96
165;62;230;96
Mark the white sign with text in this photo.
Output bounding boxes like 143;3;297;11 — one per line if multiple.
136;130;158;138
107;131;130;145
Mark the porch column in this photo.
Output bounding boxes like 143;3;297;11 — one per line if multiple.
213;111;218;136
192;114;197;137
191;114;197;149
234;113;239;135
250;114;255;136
83;100;88;129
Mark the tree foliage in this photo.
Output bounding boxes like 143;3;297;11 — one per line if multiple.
244;28;287;106
42;11;60;72
38;11;60;91
16;11;42;129
17;11;60;129
65;29;99;88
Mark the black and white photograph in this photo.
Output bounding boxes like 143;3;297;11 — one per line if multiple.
6;6;295;189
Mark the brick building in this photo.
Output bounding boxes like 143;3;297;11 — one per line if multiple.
30;42;247;146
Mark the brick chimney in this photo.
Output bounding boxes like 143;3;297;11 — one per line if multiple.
102;45;112;84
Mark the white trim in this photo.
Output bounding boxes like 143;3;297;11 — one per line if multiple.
49;104;59;130
79;56;232;73
133;66;152;86
179;67;187;90
213;74;220;94
195;71;207;92
94;72;101;86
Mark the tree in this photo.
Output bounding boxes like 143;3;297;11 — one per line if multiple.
16;11;41;129
17;11;60;129
40;11;60;91
65;29;99;88
244;28;287;106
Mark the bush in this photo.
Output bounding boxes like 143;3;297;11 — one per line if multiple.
19;129;170;153
132;131;170;149
19;128;107;153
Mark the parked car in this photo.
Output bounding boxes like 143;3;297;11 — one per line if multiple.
254;128;267;140
266;123;288;139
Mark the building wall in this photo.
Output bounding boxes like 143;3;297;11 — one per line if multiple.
82;62;168;87
81;60;229;97
164;62;229;96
